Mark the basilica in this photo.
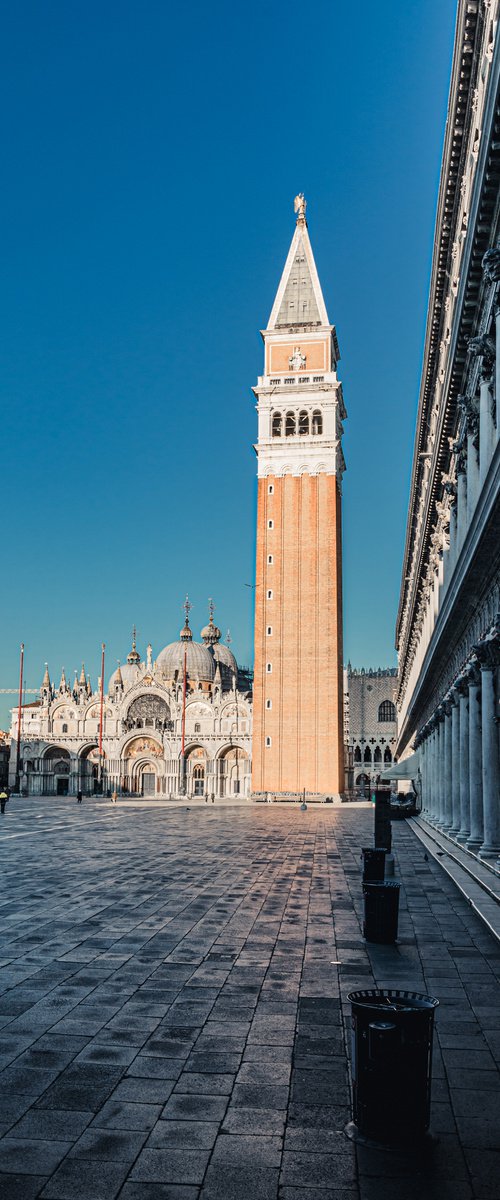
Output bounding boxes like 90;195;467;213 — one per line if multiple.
9;606;253;799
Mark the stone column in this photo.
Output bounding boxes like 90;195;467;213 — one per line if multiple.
480;248;500;441
460;396;480;523
477;632;500;859
435;710;444;825
456;451;467;552
468;334;496;485
466;659;483;851
456;675;470;844
428;721;437;821
450;690;461;837
441;698;453;830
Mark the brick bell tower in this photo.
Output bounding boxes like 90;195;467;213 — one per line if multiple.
252;195;346;797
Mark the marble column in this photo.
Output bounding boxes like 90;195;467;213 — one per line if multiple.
456;676;470;844
429;722;438;821
465;401;480;523
456;453;467;552
479;373;494;485
435;711;445;826
441;700;453;830
467;660;483;851
477;634;500;859
450;690;461;836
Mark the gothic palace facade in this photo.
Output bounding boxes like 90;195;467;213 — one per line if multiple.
396;0;500;861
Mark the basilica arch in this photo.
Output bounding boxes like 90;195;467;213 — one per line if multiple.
121;735;165;797
216;744;250;798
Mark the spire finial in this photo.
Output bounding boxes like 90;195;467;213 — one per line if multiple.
208;597;215;622
127;624;140;664
294;193;307;225
225;629;232;646
183;594;192;624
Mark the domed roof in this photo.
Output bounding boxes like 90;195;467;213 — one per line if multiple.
213;643;238;676
157;619;215;683
109;661;142;692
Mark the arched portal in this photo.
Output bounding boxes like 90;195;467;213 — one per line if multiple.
185;746;208;798
122;736;163;797
42;746;71;796
217;745;250;798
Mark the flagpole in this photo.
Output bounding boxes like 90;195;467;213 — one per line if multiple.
98;643;105;792
15;643;24;793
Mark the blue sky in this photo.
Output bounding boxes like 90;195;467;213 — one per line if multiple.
0;0;457;725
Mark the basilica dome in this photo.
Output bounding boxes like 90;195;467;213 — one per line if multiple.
213;643;238;676
108;662;142;692
157;620;215;683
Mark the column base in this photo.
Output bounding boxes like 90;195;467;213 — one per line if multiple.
455;831;470;845
478;843;500;860
466;836;483;852
448;826;462;840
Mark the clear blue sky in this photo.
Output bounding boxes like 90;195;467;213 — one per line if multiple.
0;0;457;725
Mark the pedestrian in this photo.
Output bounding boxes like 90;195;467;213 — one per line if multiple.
211;793;215;804
0;790;8;815
111;790;117;804
77;790;82;804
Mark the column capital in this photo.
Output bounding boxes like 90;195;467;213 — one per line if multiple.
482;245;500;284
467;334;495;380
458;393;479;444
474;627;500;672
465;654;482;687
455;672;470;698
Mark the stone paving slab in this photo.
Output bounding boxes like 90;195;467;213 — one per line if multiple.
0;799;499;1198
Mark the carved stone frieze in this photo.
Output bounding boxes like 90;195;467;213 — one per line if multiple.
467;333;495;379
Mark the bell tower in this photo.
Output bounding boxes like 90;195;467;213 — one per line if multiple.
252;196;346;796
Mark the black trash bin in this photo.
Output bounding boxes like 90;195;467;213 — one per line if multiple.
346;989;439;1146
361;847;386;882
363;881;400;943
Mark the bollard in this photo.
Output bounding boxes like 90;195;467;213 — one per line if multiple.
346;989;439;1147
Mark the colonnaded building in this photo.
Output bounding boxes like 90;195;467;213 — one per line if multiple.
396;0;500;861
8;610;253;799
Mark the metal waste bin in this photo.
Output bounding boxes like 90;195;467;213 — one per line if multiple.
361;847;386;882
347;989;439;1145
363;881;400;943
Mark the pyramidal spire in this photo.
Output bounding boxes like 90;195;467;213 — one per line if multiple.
42;663;50;688
267;195;330;331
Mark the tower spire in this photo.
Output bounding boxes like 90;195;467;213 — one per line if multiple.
127;624;140;664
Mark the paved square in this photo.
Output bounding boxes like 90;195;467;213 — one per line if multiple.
1;799;499;1198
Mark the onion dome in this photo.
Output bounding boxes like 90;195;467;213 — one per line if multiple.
127;626;141;665
157;616;215;683
201;614;222;645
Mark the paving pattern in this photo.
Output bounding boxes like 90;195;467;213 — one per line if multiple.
0;799;499;1200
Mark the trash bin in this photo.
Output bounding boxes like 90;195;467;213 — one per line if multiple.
363;881;400;943
347;989;439;1145
361;847;386;882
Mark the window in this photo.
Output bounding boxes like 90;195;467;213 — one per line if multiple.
298;377;310;383
233;780;241;794
268;519;273;529
354;746;361;764
378;700;396;723
266;736;272;747
284;377;294;384
363;746;372;763
267;590;273;599
194;722;201;733
266;699;272;709
312;409;323;435
268;555;273;565
272;412;282;437
270;379;281;385
62;723;68;733
313;376;324;383
267;662;272;673
267;627;272;636
285;411;296;437
374;746;382;763
299;410;309;435
384;746;392;764
268;484;274;494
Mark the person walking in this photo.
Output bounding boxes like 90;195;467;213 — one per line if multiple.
76;790;83;804
0;790;8;815
111;789;117;804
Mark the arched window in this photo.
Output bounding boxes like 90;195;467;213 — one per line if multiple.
374;746;382;763
194;723;201;733
285;411;296;437
312;409;322;435
272;412;282;437
354;746;361;764
62;724;68;733
299;410;309;435
378;700;396;723
363;746;372;763
384;746;392;763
